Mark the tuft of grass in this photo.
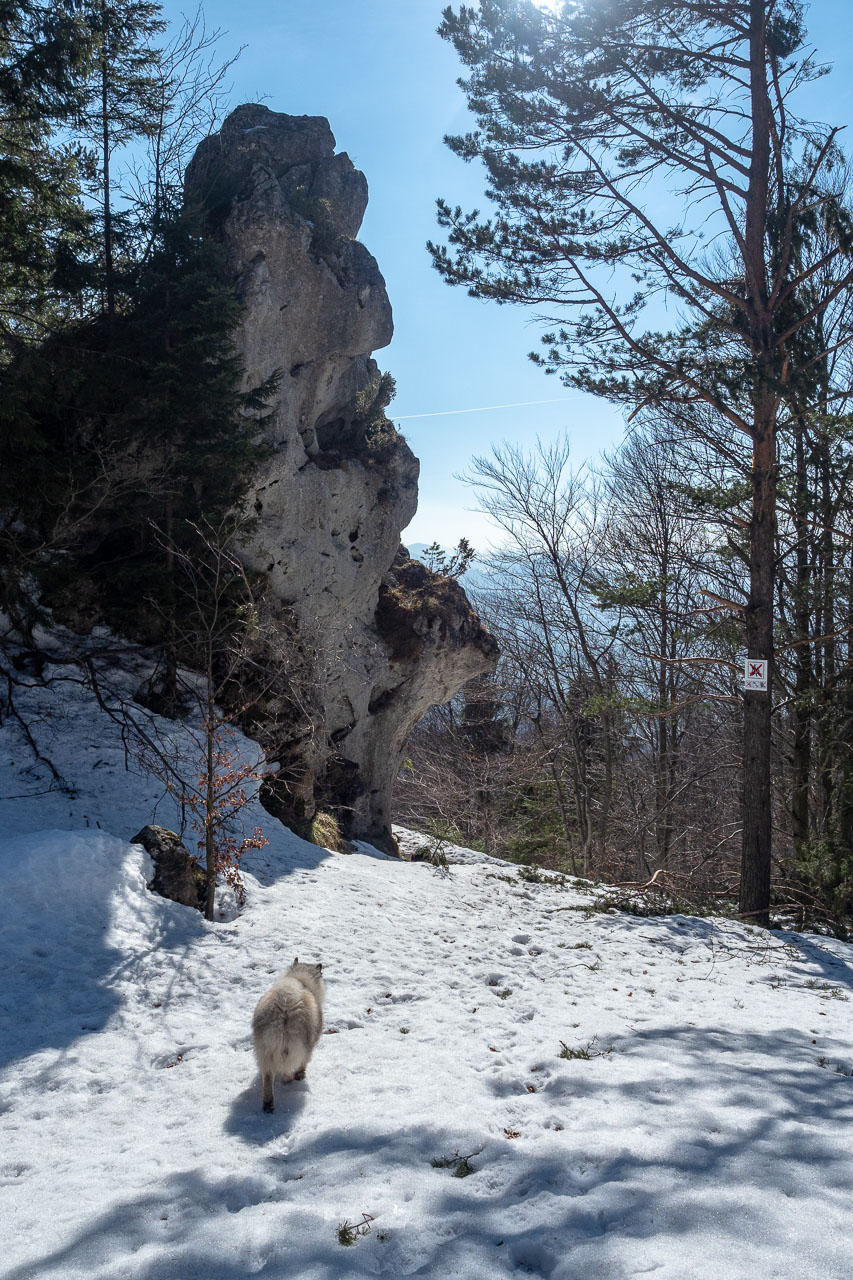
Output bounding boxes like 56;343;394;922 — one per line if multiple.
817;1056;853;1076
310;810;348;853
337;1214;375;1246
516;866;569;887
803;979;849;1000
431;1150;476;1177
497;988;513;1000
559;1036;613;1061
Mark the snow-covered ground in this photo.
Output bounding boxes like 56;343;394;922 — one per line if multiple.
2;665;853;1278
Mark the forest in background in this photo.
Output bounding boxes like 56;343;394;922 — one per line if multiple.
395;0;853;936
396;406;853;932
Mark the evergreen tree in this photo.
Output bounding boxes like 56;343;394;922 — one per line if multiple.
431;0;853;925
0;0;94;349
6;212;277;661
82;0;165;318
105;212;278;699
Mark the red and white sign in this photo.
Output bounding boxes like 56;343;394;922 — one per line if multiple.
744;658;768;691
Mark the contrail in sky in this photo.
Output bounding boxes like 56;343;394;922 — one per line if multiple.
393;397;571;421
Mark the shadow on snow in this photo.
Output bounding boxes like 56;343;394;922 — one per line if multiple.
6;1022;853;1279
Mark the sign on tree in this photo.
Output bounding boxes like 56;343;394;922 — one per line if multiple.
744;659;768;692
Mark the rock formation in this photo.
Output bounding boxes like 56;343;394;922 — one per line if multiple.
185;105;497;852
133;825;206;911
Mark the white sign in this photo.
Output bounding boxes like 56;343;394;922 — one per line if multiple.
744;658;768;691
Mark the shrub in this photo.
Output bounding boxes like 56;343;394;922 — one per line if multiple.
310;810;346;852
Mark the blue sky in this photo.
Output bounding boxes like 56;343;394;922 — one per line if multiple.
160;0;853;550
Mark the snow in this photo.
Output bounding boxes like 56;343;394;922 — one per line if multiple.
2;668;853;1277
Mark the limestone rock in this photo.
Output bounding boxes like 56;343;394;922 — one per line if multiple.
133;825;205;910
186;105;497;852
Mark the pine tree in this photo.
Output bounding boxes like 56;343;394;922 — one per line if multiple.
108;213;278;699
82;0;165;318
431;0;853;925
0;0;94;350
4;211;278;657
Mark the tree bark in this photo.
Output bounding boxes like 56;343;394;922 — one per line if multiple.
204;671;216;921
790;417;812;864
99;4;114;323
739;0;776;927
740;420;776;926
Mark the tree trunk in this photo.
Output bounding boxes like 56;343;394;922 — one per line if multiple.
204;678;216;921
790;417;812;864
739;0;776;928
99;20;114;322
655;562;674;867
835;550;853;868
597;709;613;863
163;497;178;708
740;420;776;927
818;432;837;836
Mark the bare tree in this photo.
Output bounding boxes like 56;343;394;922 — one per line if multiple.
123;6;243;237
465;438;623;865
133;518;323;919
599;423;740;871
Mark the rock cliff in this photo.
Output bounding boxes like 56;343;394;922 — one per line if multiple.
185;105;497;851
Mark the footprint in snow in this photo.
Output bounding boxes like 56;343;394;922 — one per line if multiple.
510;1240;559;1276
151;1046;204;1069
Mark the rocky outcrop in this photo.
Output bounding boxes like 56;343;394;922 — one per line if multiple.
185;105;497;852
133;825;205;911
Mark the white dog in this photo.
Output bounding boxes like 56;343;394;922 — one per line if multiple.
252;959;325;1112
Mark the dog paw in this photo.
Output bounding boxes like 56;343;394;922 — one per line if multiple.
262;1099;275;1113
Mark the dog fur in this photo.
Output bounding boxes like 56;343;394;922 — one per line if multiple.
252;959;325;1112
